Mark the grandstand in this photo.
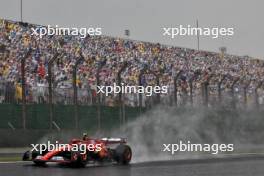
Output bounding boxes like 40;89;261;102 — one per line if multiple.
0;18;264;129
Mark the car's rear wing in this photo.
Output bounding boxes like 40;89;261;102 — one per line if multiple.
101;137;127;144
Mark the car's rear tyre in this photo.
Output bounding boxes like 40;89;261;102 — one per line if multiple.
33;160;46;166
71;151;87;167
114;144;132;165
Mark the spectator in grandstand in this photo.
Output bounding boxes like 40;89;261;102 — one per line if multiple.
0;18;263;107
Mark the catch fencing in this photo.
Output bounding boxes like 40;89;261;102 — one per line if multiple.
0;52;263;130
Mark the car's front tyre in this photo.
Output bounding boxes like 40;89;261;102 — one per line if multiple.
114;144;132;165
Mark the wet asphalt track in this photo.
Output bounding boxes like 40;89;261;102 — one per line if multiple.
1;157;264;176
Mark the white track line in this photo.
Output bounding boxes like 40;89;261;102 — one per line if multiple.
1;153;264;164
0;161;31;164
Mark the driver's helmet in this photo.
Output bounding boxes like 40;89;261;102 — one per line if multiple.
82;132;88;140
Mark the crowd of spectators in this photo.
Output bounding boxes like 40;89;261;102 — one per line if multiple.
0;19;263;107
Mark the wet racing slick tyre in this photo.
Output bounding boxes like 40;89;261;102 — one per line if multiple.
22;150;46;166
71;151;87;167
31;149;48;166
33;160;46;166
114;144;132;165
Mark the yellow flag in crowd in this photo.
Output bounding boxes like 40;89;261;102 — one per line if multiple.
15;83;22;101
152;47;159;55
6;22;15;32
23;34;30;47
138;43;145;53
0;19;4;27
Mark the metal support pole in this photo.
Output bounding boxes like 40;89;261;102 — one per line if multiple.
188;72;201;106
155;74;160;104
117;62;128;128
21;49;31;129
203;74;214;107
174;70;183;106
20;0;23;22
21;56;26;129
96;70;101;132
96;60;106;132
189;80;193;105
204;82;208;106
138;71;144;114
243;80;251;107
231;78;239;108
218;75;227;104
255;81;263;107
48;53;59;129
96;77;101;131
196;19;200;51
73;56;84;130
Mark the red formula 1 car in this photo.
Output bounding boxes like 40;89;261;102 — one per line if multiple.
22;137;132;167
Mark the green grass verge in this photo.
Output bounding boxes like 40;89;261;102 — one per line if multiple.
0;156;21;162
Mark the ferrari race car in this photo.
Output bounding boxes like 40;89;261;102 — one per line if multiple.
22;137;132;167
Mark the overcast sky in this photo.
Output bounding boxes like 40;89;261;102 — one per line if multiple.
0;0;264;59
